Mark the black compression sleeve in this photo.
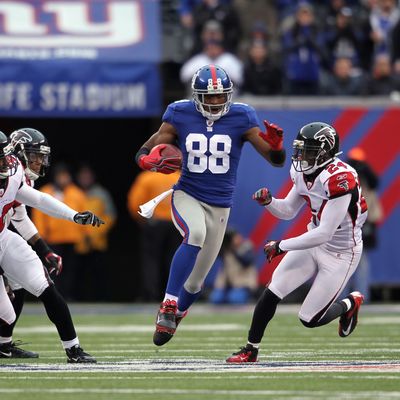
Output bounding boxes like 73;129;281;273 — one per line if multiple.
269;148;286;166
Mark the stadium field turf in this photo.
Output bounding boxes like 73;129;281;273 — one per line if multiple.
0;303;399;400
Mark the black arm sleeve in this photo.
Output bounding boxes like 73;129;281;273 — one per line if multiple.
269;149;286;166
135;147;150;165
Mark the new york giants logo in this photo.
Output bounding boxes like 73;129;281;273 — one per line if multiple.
0;1;143;47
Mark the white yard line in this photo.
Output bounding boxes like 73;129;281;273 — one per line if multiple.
0;388;400;397
1;359;400;373
0;374;399;380
14;324;244;334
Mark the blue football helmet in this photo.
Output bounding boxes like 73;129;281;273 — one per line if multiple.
191;64;233;121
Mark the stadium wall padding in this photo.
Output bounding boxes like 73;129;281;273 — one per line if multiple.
229;107;400;285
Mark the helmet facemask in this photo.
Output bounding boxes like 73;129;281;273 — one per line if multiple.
292;139;330;174
191;65;233;121
21;145;51;181
0;143;18;179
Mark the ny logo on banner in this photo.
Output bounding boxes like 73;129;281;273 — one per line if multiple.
0;1;142;47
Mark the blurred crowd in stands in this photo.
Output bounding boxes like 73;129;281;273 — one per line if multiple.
32;164;116;302
163;0;400;97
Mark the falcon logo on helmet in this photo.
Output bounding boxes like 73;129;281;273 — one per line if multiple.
314;126;336;150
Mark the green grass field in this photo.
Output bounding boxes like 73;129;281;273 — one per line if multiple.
0;303;399;400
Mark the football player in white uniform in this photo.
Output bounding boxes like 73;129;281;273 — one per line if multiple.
0;273;16;330
0;128;63;358
227;122;367;363
0;130;104;363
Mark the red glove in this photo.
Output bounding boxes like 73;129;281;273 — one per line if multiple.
259;120;283;151
138;144;180;174
32;238;63;277
252;187;272;206
44;252;63;276
263;240;285;263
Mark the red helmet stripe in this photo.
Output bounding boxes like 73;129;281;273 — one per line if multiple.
209;64;218;88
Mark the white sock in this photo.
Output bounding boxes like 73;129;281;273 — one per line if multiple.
247;342;260;349
0;336;12;344
343;298;352;312
176;309;186;317
62;337;79;350
163;294;178;302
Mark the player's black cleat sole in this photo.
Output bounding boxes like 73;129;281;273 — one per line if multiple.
153;331;174;346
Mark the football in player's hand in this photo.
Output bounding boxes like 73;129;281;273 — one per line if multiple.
147;143;182;173
159;144;182;162
155;144;182;167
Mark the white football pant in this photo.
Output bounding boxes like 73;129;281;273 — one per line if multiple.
0;275;16;325
0;230;50;298
269;243;363;322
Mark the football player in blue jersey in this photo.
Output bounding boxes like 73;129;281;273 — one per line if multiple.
136;64;286;346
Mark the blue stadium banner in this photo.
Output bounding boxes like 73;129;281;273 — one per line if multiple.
0;0;161;117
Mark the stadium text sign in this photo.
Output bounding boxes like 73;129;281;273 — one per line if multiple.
0;82;146;112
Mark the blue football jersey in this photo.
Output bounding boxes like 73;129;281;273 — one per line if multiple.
163;100;261;207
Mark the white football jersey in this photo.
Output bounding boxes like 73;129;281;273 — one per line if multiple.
0;156;24;237
290;158;368;250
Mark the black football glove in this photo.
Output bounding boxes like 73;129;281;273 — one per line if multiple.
32;238;63;276
263;240;285;263
74;211;104;227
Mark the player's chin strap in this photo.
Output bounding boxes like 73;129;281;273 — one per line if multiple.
138;189;173;219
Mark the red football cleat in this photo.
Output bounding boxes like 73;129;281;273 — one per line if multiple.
339;291;364;338
176;310;188;327
153;299;178;346
226;344;258;363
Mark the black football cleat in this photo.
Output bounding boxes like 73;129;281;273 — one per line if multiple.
226;344;259;363
339;291;364;338
66;345;97;363
153;299;178;346
0;341;39;359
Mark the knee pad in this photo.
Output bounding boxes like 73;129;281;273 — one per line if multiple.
187;229;206;247
184;281;202;294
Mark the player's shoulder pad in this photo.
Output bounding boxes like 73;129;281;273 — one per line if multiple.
323;169;357;199
165;99;193;114
231;102;256;112
169;99;191;109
